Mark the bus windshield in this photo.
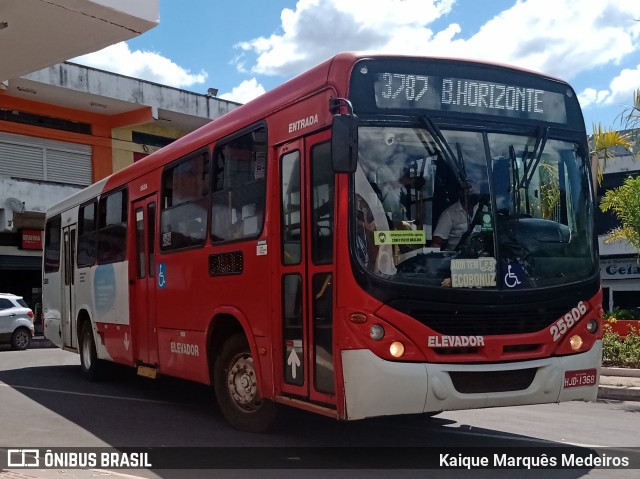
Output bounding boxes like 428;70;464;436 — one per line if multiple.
353;124;596;290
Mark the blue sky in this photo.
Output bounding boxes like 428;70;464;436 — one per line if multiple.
73;0;640;131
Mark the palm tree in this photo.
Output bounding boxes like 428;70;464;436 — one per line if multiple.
594;90;639;251
619;88;640;131
600;175;640;252
589;123;635;186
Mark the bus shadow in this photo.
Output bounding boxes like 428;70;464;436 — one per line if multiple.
0;363;630;477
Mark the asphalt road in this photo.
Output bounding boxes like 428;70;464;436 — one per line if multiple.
1;347;639;479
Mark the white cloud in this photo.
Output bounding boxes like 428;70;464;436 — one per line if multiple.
236;0;640;84
68;0;640;119
235;0;456;76
72;42;207;88
607;64;640;105
578;64;640;110
578;88;610;108
459;0;640;80
219;78;266;104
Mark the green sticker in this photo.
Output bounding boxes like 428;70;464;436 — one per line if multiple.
374;230;426;245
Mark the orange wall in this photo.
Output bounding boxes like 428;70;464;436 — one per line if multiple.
0;94;128;182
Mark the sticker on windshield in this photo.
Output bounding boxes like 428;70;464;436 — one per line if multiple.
451;257;497;288
502;261;525;289
374;230;426;245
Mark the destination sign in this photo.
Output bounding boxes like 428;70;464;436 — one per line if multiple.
372;71;568;123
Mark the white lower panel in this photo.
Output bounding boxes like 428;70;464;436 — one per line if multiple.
341;341;602;420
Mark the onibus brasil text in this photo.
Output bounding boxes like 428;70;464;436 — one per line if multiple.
8;450;152;468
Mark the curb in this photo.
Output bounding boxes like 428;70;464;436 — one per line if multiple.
601;367;640;378
598;384;640;401
598;367;640;401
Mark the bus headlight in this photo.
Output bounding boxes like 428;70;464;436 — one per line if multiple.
369;324;385;341
569;335;583;351
586;319;598;334
389;341;405;358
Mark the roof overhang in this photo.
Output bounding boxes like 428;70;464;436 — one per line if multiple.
2;62;238;133
0;0;159;82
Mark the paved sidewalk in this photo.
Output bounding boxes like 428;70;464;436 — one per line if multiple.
598;367;640;401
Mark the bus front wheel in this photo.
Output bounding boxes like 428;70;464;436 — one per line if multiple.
213;333;277;432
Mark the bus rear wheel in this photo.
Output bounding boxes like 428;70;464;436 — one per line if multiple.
79;322;102;381
213;333;277;432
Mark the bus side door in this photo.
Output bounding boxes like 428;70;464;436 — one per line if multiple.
277;130;336;406
131;196;159;367
61;224;77;349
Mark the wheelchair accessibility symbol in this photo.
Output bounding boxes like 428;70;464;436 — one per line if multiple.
504;263;522;288
158;263;167;288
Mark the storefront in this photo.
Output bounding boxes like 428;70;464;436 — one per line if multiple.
600;257;640;312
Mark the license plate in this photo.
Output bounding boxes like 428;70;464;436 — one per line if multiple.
563;369;597;388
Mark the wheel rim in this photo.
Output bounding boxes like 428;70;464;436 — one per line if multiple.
82;331;92;370
15;331;29;348
226;353;262;412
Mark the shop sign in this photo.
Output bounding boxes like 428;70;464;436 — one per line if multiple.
20;229;43;250
601;258;640;280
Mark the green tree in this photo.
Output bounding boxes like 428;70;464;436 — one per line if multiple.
619;88;640;131
589;123;635;185
600;175;640;251
595;90;640;250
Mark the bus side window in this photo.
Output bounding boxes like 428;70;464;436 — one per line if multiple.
281;150;301;265
97;189;128;264
77;200;97;267
160;150;209;251
311;142;334;265
44;215;62;273
211;126;267;243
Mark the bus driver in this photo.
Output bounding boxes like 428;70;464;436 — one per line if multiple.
432;184;479;251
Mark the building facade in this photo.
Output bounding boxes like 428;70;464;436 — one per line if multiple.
0;62;239;311
595;137;640;313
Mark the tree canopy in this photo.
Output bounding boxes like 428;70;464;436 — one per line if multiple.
600;175;640;252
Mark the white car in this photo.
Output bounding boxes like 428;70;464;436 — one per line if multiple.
0;293;35;350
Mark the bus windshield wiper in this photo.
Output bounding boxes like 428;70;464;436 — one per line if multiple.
421;115;468;187
456;142;468;186
508;127;549;215
520;127;549;190
518;127;549;213
509;144;522;216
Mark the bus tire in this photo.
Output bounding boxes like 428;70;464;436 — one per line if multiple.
79;322;102;381
213;333;277;432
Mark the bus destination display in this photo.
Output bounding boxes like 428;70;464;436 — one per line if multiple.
373;72;568;123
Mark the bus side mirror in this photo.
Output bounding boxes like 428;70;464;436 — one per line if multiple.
331;114;358;173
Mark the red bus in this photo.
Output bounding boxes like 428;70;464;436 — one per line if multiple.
43;52;603;432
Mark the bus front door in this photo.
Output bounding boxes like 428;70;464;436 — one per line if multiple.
131;196;159;370
277;131;336;407
61;225;77;349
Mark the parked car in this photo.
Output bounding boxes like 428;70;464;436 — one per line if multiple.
0;293;35;350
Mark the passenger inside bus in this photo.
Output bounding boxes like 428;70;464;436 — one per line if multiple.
432;183;480;251
354;165;397;275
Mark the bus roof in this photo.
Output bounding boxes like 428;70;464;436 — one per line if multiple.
46;177;108;218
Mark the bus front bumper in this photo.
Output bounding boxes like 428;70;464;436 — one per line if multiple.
341;341;602;420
